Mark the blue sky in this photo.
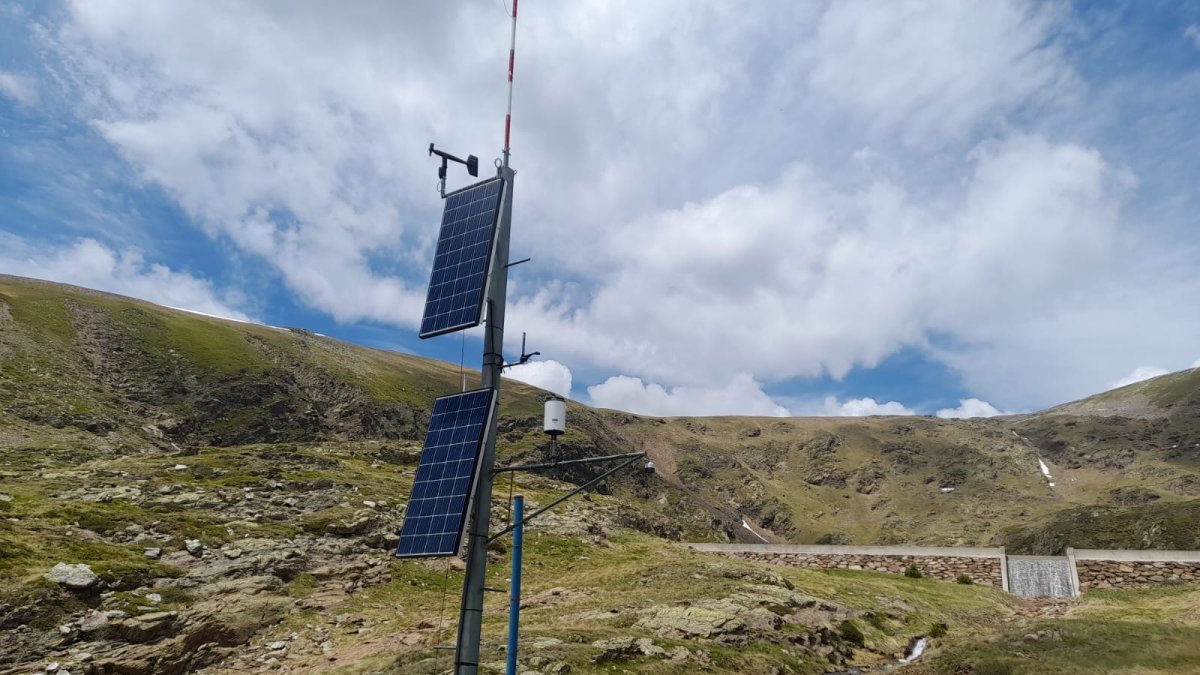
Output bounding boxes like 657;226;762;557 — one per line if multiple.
2;0;1198;418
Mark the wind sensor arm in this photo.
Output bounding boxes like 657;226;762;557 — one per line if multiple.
429;143;480;197
500;332;539;370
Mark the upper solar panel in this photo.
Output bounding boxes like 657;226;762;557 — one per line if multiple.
419;177;506;338
395;388;496;558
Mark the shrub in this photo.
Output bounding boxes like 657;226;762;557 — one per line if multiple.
904;564;923;579
956;574;974;585
838;619;865;646
929;622;948;638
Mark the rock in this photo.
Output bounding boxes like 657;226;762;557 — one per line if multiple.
592;637;667;663
636;605;746;639
79;610;109;633
45;563;99;590
144;548;161;560
222;547;243;559
46;662;60;673
185;539;205;556
58;624;73;635
267;640;288;650
325;511;377;536
113;611;177;643
0;492;12;501
146;593;162;604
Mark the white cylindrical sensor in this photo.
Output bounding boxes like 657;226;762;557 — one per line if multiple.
543;396;566;436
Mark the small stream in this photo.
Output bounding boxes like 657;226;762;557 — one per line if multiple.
826;637;930;674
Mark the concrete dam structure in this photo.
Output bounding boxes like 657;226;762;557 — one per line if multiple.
687;544;1200;597
1005;556;1076;598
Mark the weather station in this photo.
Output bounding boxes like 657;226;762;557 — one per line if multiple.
390;3;651;673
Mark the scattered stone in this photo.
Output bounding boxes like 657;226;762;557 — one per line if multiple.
223;547;243;559
146;593;162;604
185;539;205;556
58;624;73;636
267;640;288;650
78;610;108;633
46;662;60;673
362;500;376;508
45;563;99;590
0;492;12;502
171;464;188;471
144;548;161;560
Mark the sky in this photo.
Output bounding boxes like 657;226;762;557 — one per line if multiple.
2;0;1199;419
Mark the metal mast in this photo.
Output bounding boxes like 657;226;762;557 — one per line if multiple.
455;1;518;671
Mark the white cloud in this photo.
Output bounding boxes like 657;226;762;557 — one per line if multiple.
587;374;788;417
513;134;1133;401
824;397;916;417
0;237;249;321
1186;25;1200;49
935;398;1008;419
19;0;1198;415
0;70;37;106
503;359;572;398
1107;366;1170;390
1192;359;1200;369
805;0;1076;144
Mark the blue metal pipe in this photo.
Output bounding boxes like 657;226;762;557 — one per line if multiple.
505;495;524;675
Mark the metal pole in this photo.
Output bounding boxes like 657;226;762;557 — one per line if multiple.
505;495;525;675
454;164;514;674
502;0;518;168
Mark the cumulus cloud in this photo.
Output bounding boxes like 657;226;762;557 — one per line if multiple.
587;374;788;417
513;134;1133;402
18;0;1198;415
935;399;1008;419
1107;366;1170;390
824;397;916;417
0;236;249;321
1186;25;1200;49
503;359;572;398
0;70;37;106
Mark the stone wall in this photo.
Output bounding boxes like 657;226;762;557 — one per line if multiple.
719;551;1004;587
1075;559;1200;590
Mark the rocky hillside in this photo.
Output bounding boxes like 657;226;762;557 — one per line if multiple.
2;275;1200;673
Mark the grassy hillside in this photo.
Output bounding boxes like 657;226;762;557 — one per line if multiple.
3;275;1200;673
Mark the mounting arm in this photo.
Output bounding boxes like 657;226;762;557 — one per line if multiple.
429;143;480;197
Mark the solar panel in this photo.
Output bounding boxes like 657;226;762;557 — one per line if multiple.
419;177;506;338
395;388;497;558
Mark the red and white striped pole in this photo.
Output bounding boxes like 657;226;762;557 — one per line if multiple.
502;0;518;167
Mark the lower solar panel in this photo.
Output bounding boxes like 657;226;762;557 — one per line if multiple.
395;388;497;558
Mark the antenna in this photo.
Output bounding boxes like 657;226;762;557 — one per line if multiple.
502;0;518;168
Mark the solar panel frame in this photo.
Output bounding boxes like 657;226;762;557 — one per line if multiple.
418;177;507;339
394;388;497;558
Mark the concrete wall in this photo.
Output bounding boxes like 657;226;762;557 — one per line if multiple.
1070;548;1200;590
686;544;1200;595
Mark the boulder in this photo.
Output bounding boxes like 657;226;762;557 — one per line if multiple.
635;606;745;639
45;563;98;590
591;637;666;663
